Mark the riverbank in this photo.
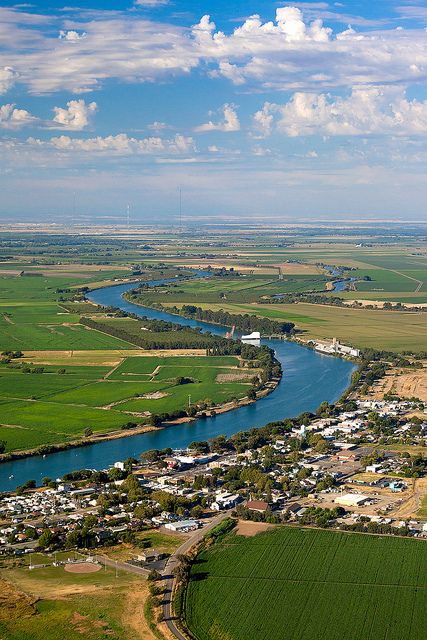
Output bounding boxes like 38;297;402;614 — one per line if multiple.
0;282;355;493
0;372;281;466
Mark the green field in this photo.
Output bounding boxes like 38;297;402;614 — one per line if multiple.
184;526;427;640
0;355;251;452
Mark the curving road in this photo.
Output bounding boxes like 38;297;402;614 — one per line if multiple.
161;512;232;640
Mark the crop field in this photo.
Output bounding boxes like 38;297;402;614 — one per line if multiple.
184;526;427;640
0;354;250;452
178;301;427;352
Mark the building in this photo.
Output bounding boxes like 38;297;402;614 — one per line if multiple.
312;338;360;358
138;549;161;563
246;500;269;513
335;493;369;507
164;519;199;532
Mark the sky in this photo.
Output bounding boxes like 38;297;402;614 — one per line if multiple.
2;1;427;223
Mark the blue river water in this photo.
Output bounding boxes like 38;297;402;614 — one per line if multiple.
0;281;356;492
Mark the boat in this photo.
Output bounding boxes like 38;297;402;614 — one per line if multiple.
241;331;261;345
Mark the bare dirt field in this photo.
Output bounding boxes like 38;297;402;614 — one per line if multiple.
64;562;102;574
236;521;275;537
367;363;427;402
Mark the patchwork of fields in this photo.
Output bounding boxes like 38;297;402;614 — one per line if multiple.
0;355;252;453
185;526;427;640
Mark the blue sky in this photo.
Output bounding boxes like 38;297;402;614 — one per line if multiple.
1;1;427;223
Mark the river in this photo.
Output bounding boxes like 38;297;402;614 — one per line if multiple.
0;280;356;492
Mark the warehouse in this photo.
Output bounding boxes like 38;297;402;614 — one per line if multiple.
334;493;369;507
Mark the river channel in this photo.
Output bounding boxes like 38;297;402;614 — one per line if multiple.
0;279;356;491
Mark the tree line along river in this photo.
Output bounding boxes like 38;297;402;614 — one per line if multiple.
0;277;355;492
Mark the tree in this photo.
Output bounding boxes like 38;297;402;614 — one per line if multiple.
84;428;93;437
0;440;6;454
37;529;56;550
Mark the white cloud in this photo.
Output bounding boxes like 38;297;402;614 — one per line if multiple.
1;5;427;104
195;104;240;133
25;132;195;155
254;86;427;137
59;30;86;41
134;1;169;6
0;67;17;94
52;99;97;130
0;6;199;94
193;7;427;91
0;103;36;128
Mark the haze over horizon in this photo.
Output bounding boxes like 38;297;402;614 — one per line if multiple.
2;0;427;222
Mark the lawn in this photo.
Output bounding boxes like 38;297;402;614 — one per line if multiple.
184;526;427;640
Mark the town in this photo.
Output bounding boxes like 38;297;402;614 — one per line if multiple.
2;394;426;566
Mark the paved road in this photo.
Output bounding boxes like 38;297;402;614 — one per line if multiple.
161;511;232;640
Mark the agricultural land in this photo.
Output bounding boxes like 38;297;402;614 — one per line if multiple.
183;526;427;640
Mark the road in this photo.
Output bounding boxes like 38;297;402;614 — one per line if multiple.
161;511;232;640
92;554;150;577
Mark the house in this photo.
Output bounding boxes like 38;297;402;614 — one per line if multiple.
211;492;240;511
284;502;303;517
138;549;162;563
246;500;269;514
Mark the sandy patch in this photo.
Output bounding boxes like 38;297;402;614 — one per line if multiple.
236;520;275;537
141;391;168;400
64;562;102;574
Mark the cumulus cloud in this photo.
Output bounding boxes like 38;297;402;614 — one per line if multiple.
52;99;97;130
0;103;36;128
59;30;86;41
193;7;427;91
195;104;240;133
0;67;17;94
253;87;427;137
26;133;195;155
2;5;427;96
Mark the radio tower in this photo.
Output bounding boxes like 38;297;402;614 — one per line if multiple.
179;187;182;232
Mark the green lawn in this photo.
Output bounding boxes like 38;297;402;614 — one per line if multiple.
184;526;427;640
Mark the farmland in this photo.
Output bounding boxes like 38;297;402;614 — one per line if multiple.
0;354;253;453
184;526;427;640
